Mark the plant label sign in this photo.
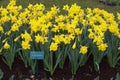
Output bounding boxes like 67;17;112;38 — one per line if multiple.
30;51;44;60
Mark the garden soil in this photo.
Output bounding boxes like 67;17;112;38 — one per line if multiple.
0;55;120;80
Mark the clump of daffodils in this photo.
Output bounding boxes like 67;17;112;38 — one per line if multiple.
0;0;120;55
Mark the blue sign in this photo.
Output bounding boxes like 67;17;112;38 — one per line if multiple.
30;51;44;60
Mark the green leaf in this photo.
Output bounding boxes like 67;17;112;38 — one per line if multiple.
0;69;4;79
94;62;100;72
94;76;99;80
9;75;14;80
115;73;120;80
117;56;120;61
54;51;62;70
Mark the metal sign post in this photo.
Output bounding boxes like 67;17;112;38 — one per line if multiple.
30;51;44;79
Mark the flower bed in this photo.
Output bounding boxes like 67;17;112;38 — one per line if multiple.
0;0;120;79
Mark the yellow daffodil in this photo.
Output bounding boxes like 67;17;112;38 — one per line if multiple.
72;42;76;49
3;42;10;49
50;42;58;51
98;43;108;52
80;46;88;54
21;41;31;50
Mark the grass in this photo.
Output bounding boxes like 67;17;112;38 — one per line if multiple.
0;0;120;13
